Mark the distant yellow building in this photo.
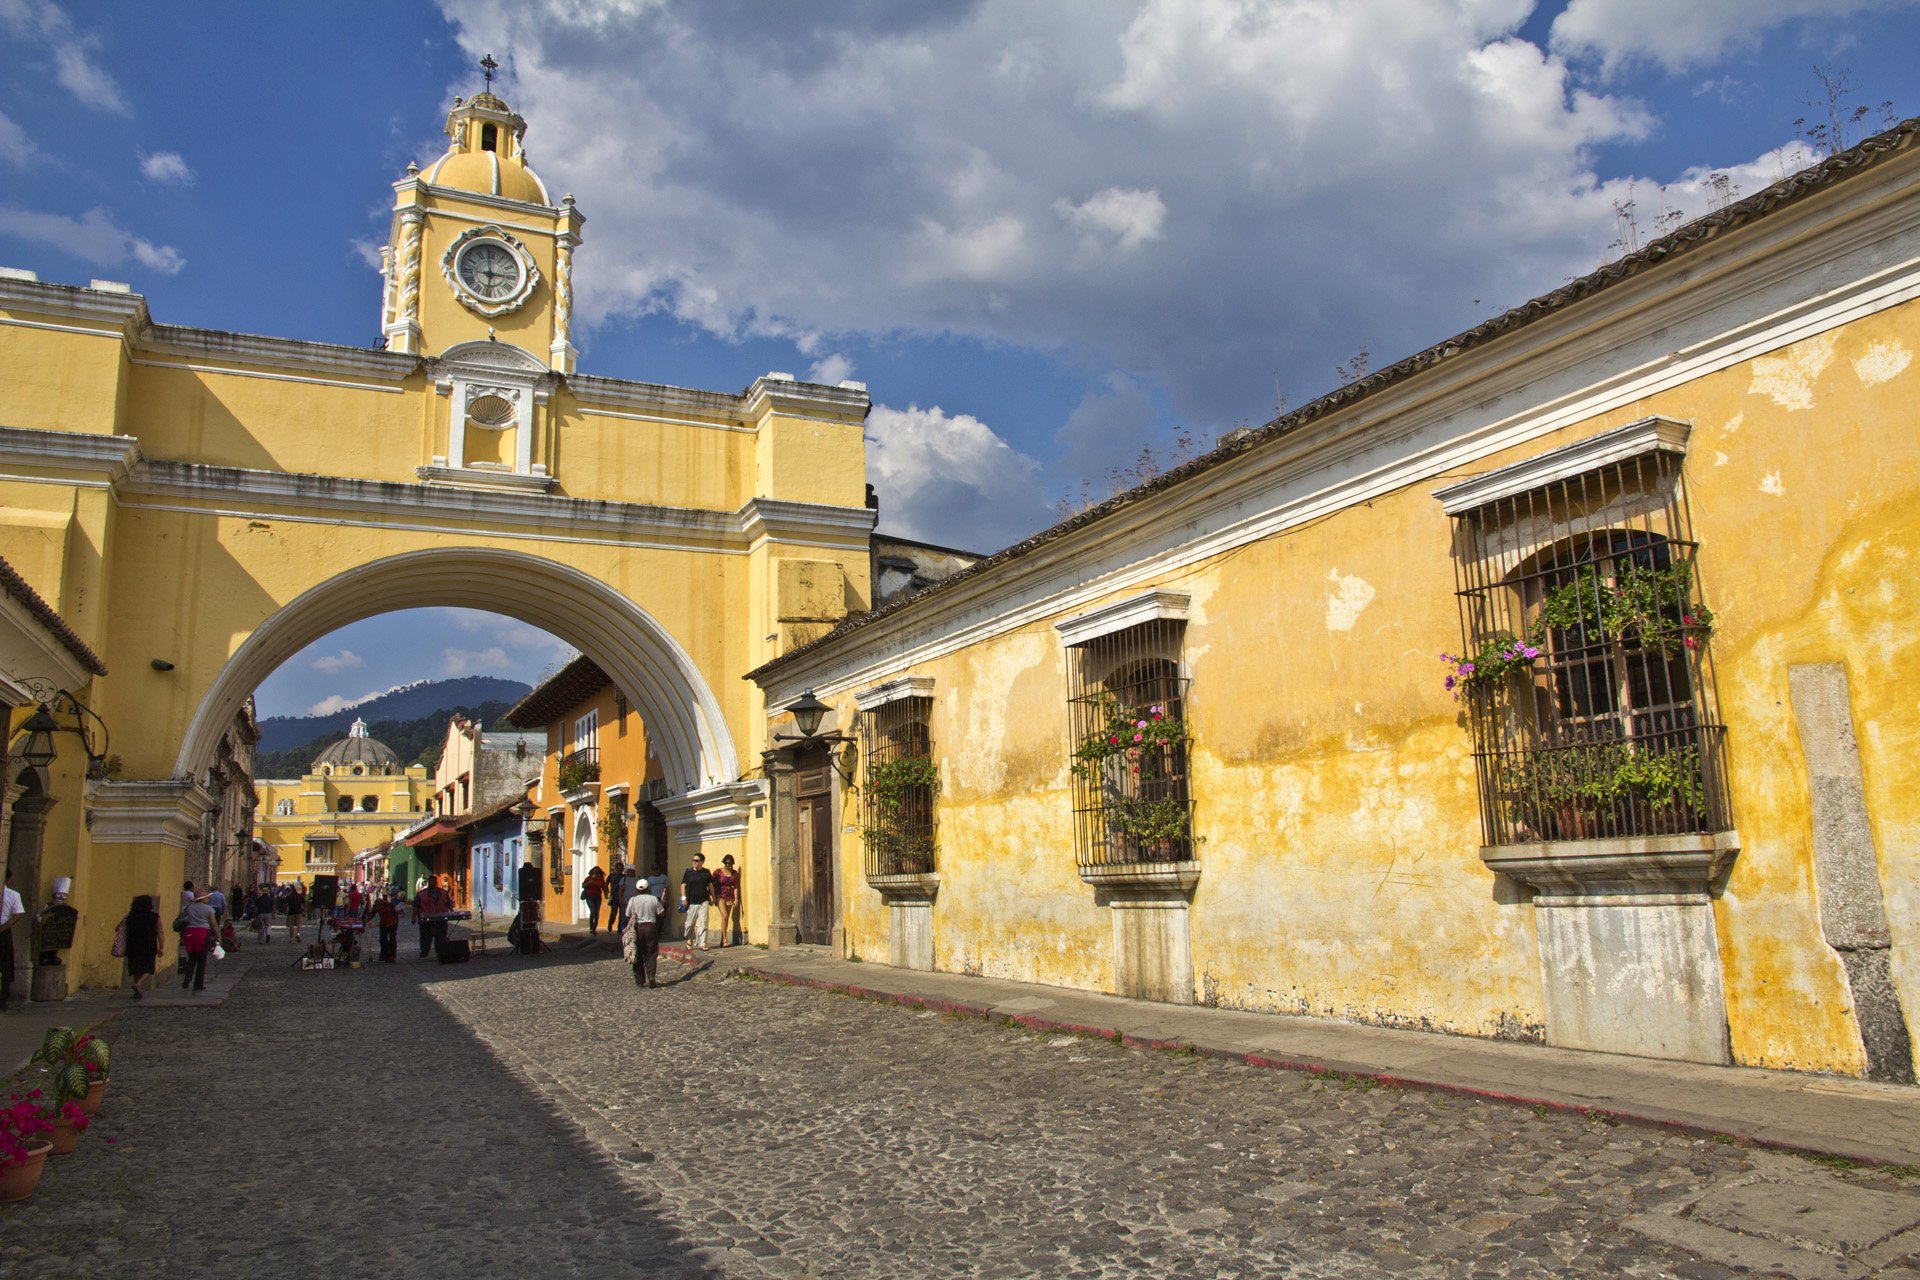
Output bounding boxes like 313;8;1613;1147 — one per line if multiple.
254;720;430;887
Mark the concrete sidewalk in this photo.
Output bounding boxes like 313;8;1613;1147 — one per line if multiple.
652;940;1920;1169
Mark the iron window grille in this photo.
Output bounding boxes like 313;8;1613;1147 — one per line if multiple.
1065;618;1195;871
859;696;937;880
1448;452;1732;846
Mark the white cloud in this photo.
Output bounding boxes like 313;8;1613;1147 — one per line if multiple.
865;403;1052;550
0;0;129;114
440;645;514;676
139;151;193;184
307;691;383;717
808;353;855;385
0;206;185;274
0;110;37;168
312;649;364;675
1550;0;1920;72
351;239;383;271
432;0;1838;518
1054;187;1166;256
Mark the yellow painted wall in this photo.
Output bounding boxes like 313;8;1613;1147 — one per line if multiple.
255;765;431;885
819;297;1920;1075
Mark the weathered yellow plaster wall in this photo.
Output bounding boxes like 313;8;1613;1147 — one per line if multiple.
825;297;1920;1075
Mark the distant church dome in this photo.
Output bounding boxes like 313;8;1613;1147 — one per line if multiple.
312;718;402;774
420;89;552;206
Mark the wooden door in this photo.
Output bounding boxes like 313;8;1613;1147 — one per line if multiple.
795;760;836;945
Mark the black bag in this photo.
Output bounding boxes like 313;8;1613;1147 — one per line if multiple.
171;914;186;934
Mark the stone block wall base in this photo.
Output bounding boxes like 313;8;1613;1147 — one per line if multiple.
1534;895;1730;1064
767;924;799;949
1110;897;1195;1005
889;900;934;971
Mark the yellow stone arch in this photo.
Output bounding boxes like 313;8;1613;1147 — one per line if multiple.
176;547;739;794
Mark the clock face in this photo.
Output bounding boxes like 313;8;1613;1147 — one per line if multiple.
457;241;521;301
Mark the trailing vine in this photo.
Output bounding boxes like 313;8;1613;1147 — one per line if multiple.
861;753;939;872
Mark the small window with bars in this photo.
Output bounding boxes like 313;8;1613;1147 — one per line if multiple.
859;696;936;879
1447;445;1731;846
1066;618;1194;870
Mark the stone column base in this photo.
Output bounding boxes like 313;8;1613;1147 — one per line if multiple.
1486;833;1737;1065
1085;863;1200;1005
873;873;939;971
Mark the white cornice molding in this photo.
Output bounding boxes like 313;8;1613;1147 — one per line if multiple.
414;464;558;494
568;371;750;419
419;182;557;218
743;376;871;423
655;780;764;843
1433;417;1691;515
1055;590;1191;648
0;276;148;328
853;675;934;711
0;426;142;480
740;498;876;548
0;590;92;690
136;324;417;383
84;778;215;850
752;162;1920;702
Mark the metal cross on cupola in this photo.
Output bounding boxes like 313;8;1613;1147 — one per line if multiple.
480;53;498;92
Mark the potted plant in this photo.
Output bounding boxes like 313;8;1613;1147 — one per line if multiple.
557;756;600;793
1439;632;1540;699
862;754;938;876
0;1090;57;1201
30;1027;109;1115
1070;696;1199;859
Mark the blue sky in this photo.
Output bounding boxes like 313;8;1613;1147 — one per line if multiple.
4;0;1916;717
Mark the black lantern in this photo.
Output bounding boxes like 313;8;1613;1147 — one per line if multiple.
785;689;831;740
19;704;62;769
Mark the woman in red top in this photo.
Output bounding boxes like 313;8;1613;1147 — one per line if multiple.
581;865;608;934
712;854;740;947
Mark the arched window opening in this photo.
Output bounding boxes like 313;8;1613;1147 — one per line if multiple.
275;798;295;817
1447;447;1729;844
480;123;498;152
361;796;379;812
1064;617;1194;870
336;795;354;813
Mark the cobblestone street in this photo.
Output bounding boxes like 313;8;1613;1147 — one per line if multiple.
6;945;1920;1279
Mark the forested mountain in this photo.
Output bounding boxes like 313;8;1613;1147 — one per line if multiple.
254;678;534;778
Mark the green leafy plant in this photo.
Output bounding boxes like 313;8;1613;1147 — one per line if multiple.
1439;632;1540;698
557;756;600;793
601;799;628;855
1108;796;1194;848
1531;561;1714;656
1070;695;1191;778
1507;740;1710;839
29;1028;107;1108
862;754;938;874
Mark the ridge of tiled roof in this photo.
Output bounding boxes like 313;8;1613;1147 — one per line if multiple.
506;653;609;728
748;116;1920;684
0;556;107;677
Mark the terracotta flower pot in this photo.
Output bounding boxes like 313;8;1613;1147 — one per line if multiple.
76;1078;107;1116
47;1118;83;1155
0;1141;54;1202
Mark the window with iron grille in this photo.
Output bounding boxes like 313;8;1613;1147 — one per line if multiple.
859;696;936;879
1445;438;1731;846
1065;618;1194;870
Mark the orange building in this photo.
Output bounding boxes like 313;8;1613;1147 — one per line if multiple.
508;657;670;930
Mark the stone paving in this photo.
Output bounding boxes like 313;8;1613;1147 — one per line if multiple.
5;941;1920;1278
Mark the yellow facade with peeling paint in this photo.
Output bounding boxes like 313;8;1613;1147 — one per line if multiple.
0;89;871;994
757;124;1920;1078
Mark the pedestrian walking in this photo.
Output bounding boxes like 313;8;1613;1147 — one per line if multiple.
413;878;454;959
0;867;24;1012
179;892;219;993
713;854;741;947
679;853;714;950
623;877;664;987
581;865;607;934
120;894;163;999
286;883;306;944
616;863;642;932
372;893;400;963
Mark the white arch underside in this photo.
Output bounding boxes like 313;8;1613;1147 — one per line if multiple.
174;548;740;795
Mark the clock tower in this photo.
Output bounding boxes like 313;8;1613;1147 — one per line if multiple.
379;65;583;375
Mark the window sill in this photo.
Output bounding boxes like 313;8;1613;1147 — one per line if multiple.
1481;830;1738;901
1079;860;1200;900
866;871;939;903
